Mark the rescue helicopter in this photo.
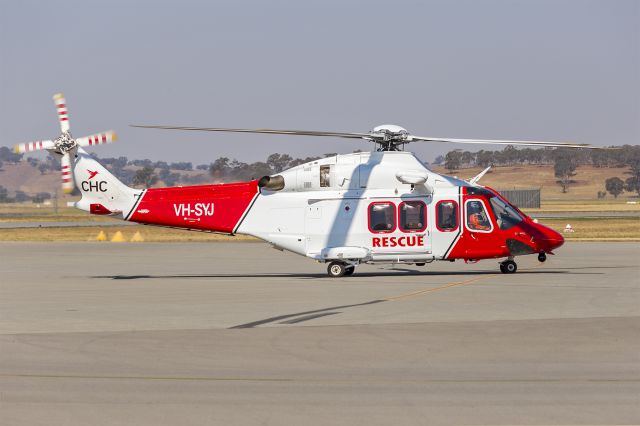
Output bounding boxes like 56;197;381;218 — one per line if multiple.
15;93;599;277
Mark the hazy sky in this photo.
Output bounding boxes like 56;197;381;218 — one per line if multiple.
1;0;638;164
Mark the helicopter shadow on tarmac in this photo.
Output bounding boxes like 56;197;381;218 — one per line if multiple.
92;268;603;281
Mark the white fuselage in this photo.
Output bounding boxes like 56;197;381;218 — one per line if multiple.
237;151;467;263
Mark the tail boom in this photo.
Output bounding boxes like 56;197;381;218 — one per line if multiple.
127;181;260;234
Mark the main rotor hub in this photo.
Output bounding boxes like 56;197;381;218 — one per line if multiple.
370;124;410;150
53;131;76;154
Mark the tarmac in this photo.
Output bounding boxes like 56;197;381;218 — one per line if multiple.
1;241;639;425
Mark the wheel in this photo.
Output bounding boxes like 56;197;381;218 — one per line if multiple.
327;261;347;277
415;262;426;266
344;266;355;276
538;252;547;262
500;260;517;274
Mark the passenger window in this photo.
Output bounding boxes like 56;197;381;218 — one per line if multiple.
436;200;458;231
399;201;426;232
369;202;395;233
466;200;492;232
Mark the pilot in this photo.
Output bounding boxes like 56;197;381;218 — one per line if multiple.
468;201;491;231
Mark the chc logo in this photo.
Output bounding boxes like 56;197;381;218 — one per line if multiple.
81;180;107;192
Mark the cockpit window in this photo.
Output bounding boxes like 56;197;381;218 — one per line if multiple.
466;200;492;232
489;196;523;230
490;197;522;230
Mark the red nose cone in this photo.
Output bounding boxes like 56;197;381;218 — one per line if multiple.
537;224;564;251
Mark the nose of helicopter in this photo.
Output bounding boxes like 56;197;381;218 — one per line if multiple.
535;223;564;252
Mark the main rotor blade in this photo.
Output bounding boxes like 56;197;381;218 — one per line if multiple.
409;136;599;149
14;140;55;153
53;93;70;133
60;152;74;194
130;124;369;139
76;131;118;147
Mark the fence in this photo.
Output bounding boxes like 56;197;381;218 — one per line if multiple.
495;187;541;208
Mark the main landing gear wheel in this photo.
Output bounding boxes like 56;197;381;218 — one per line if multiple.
327;261;347;277
344;266;355;276
500;260;517;274
538;252;547;262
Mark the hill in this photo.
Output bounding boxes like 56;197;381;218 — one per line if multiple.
431;164;635;201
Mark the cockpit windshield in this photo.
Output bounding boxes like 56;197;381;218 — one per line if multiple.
489;196;524;230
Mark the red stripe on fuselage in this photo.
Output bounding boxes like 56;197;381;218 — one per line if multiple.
128;180;259;233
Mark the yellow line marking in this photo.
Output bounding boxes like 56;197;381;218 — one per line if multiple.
384;274;498;302
384;262;546;302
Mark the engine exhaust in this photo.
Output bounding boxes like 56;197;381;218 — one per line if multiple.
258;175;285;191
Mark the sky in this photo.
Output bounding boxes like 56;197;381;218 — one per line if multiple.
1;0;638;165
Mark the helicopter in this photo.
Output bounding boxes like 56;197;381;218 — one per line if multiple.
15;93;599;277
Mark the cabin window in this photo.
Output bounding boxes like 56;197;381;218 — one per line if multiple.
320;165;330;187
399;201;426;232
436;200;458;231
489;196;523;230
369;202;396;233
466;199;493;232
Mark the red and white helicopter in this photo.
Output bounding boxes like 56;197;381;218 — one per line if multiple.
15;93;598;277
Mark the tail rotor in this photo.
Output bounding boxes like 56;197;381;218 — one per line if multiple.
13;93;118;194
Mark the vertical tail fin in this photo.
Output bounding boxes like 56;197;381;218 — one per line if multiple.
69;148;142;218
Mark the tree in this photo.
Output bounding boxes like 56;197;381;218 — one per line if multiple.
32;192;51;203
605;177;624;198
625;176;639;197
433;155;445;165
445;151;462;172
0;185;9;203
266;153;293;173
461;151;474;167
0;146;23;163
132;159;153;167
553;149;577;193
14;191;30;202
623;146;640;196
170;162;193;171
475;150;493;168
209;157;231;180
133;166;158;188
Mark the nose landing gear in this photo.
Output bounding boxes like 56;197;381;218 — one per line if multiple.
538;252;547;262
500;259;517;274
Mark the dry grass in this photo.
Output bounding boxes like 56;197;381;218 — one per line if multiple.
536;218;640;241
523;200;640;213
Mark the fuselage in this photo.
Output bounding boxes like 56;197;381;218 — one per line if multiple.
119;150;563;264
